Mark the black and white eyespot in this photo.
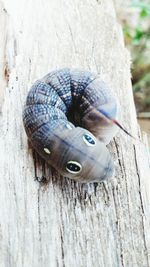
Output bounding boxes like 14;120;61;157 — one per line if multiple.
66;161;82;174
83;134;96;146
44;148;51;154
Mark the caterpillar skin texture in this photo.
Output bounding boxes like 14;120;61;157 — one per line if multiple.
23;68;120;183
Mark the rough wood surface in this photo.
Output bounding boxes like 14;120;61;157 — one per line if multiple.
0;0;150;266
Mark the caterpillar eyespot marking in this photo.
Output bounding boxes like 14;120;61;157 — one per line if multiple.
66;124;73;130
23;68;120;183
66;161;82;174
83;134;96;146
44;148;51;154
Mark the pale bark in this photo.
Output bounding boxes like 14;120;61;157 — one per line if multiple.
0;0;150;266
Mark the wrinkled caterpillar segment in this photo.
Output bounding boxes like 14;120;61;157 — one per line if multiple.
23;68;120;183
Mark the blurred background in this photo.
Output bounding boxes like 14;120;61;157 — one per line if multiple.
115;0;150;144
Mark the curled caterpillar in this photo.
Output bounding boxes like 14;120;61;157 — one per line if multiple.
23;68;120;183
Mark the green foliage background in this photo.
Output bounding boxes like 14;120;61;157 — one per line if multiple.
123;0;150;112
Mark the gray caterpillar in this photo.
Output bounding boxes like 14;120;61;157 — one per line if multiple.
23;68;120;183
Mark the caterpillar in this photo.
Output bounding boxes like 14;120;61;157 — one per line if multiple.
23;68;121;183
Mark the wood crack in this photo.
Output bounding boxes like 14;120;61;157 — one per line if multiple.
133;145;149;266
37;188;42;265
60;228;65;267
112;185;125;267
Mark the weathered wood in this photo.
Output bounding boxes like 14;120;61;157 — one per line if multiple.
0;0;150;266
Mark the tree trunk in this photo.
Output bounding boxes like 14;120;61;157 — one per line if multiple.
0;0;150;266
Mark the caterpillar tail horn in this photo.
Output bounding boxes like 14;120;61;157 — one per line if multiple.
98;108;139;141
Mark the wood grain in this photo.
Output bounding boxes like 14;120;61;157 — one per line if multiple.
0;0;150;266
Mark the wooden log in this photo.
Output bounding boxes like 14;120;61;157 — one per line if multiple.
0;0;150;266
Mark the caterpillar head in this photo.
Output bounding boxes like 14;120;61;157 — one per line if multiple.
31;124;115;183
